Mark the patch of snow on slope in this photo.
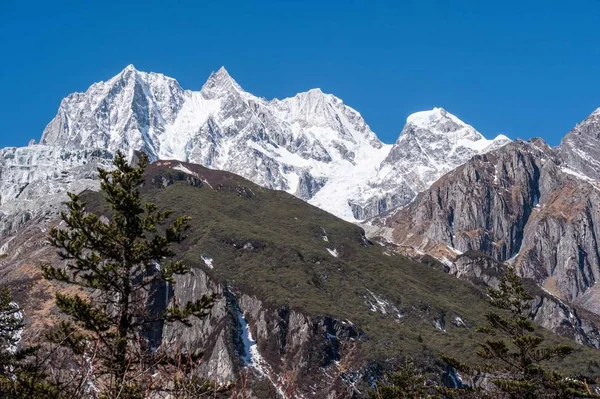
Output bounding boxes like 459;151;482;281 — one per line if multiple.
440;257;453;267
201;255;214;269
308;143;392;221
236;309;287;398
365;290;403;321
236;310;263;369
446;245;463;255
326;248;339;257
434;318;446;332
561;167;597;183
173;163;198;177
453;316;466;327
561;167;600;192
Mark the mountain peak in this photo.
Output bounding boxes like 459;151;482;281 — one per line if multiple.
406;107;464;129
214;66;231;78
563;107;600;140
558;106;600;180
307;88;324;95
116;64;139;78
123;64;137;72
590;107;600;117
106;64;140;85
201;66;243;95
578;107;600;126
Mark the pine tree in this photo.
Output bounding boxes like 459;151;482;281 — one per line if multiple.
40;151;214;398
476;268;597;398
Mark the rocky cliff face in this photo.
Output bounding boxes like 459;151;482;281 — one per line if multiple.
374;139;553;260
0;145;113;237
449;251;600;348
370;108;600;325
160;276;364;397
558;108;600;180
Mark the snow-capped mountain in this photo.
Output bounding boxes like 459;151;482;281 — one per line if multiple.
5;65;510;223
383;108;510;192
345;108;510;219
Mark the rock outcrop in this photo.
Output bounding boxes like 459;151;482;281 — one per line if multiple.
558;107;600;180
449;251;600;348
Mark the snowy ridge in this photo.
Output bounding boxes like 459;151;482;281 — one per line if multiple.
3;66;511;224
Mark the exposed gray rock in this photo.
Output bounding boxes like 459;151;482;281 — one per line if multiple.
377;140;553;260
443;251;600;348
558;107;600;180
295;171;327;200
371;123;600;341
348;185;415;220
450;252;504;288
0;146;113;237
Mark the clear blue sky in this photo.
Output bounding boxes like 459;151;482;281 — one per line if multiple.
2;0;599;148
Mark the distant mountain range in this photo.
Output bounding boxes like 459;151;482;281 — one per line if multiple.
2;65;508;224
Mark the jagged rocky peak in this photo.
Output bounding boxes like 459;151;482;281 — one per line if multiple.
117;63;137;76
201;66;245;98
40;64;186;158
24;65;391;221
558;107;600;180
274;87;383;149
